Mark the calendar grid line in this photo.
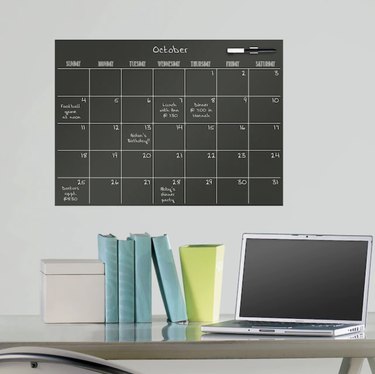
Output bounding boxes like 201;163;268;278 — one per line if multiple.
215;68;218;204
247;68;250;204
88;68;91;204
58;67;281;70
120;69;123;204
57;176;282;180
151;68;155;204
57;149;282;152
183;69;187;204
57;95;281;98
57;122;282;125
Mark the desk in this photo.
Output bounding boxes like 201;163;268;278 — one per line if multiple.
1;314;375;374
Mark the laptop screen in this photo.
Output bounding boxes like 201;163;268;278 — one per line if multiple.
238;236;371;322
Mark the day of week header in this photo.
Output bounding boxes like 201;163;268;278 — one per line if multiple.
256;61;276;67
65;60;81;67
226;61;240;67
98;61;114;67
129;61;146;67
157;61;181;67
191;61;211;67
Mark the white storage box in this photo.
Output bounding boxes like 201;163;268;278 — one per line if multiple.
41;259;105;323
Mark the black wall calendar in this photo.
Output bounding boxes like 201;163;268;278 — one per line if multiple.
55;40;283;206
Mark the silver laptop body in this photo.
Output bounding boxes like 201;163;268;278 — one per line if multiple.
202;233;373;337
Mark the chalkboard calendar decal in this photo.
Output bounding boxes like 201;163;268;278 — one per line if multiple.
55;40;283;205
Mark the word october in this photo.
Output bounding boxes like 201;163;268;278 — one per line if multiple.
153;45;188;54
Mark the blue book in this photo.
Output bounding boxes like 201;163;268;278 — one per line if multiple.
130;233;152;323
152;235;187;322
98;234;118;323
118;238;135;323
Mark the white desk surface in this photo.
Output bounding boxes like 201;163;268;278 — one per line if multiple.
0;314;375;360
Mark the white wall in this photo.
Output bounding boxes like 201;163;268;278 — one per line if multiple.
0;0;374;318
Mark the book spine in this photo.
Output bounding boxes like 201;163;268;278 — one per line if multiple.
118;239;135;323
131;234;152;323
152;235;187;322
98;234;119;323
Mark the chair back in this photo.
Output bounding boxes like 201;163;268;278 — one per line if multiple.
0;347;134;374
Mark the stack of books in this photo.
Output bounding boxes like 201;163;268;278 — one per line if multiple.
98;233;187;323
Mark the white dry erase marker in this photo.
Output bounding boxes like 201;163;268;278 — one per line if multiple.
227;47;276;54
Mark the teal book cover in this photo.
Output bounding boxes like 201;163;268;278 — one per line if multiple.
98;234;119;323
152;234;187;322
130;233;152;323
118;238;135;323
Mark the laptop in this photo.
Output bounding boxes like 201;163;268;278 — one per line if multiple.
202;233;373;337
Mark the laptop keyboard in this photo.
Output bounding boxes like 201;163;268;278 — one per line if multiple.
246;321;344;328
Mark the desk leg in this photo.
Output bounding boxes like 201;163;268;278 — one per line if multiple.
367;358;375;374
339;358;364;374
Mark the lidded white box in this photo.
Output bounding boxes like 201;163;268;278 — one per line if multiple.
41;259;105;323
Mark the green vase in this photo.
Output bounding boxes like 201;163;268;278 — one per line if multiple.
179;244;224;322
